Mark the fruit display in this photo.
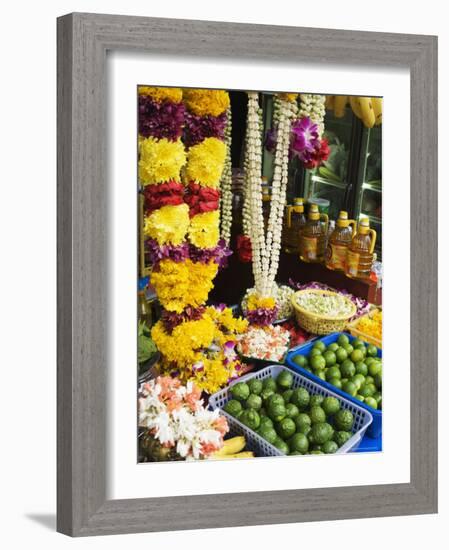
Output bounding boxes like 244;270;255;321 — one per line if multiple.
236;325;290;362
290;334;382;410
222;371;360;455
209;436;254;460
241;284;295;322
326;95;382;128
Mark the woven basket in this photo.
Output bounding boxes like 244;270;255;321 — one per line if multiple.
291;289;357;335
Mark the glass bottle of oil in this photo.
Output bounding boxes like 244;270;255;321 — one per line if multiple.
345;218;377;279
299;203;329;263
325;211;356;271
283;197;306;254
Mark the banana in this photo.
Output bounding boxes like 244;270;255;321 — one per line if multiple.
325;95;335;110
349;96;363;119
334;95;348;118
212;436;246;457
371;97;382;125
223;451;255;459
358;97;376;128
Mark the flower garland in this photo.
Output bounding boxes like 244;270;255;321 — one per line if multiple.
138;376;229;460
138;86;244;394
219;107;233;244
244;92;295;324
298;93;326;138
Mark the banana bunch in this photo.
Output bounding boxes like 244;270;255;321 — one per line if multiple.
209;436;255;460
325;95;382;128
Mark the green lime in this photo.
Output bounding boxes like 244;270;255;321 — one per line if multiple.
299;424;312;436
248;378;263;395
337;334;350;346
328;343;340;352
230;382;250;401
295;413;312;431
239;409;261;430
352;337;365;348
273;437;290;454
366;344;378;357
364;396;378;409
310;355;326;370
316;371;326;381
223;399;243;417
292;354;308;368
310;348;322;358
310;395;324;407
290;387;310;410
266;393;284;408
261;388;275;402
309;406;326;424
259;416;274;430
326;366;341;380
289;432;309;454
329;377;342;389
258;426;277;444
323;440;338;454
303;366;313;373
283;389;294;403
355;361;368;376
373;391;382;403
313;340;326;352
285;403;300;419
268;403;287;422
335;347;348;363
350;349;364;363
368;361;382;377
364;357;376;367
358;384;375;398
276;417;296;439
333;430;352;447
342;381;357;396
309;422;334;445
310;450;324;455
341;378;348;385
374;374;382;389
334;409;354;431
343;343;354;354
322;396;341;416
277;370;294;390
340;359;356;378
355;394;365;402
365;375;375;385
246;394;263;410
263;378;277;391
351;374;365;390
323;350;337;366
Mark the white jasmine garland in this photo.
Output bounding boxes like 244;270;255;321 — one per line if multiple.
220;108;233;244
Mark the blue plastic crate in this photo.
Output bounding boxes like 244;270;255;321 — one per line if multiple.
286;332;382;439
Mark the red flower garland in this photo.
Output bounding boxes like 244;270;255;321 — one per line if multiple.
184;182;220;218
143;181;185;214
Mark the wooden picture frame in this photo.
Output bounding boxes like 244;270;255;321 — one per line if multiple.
57;12;437;536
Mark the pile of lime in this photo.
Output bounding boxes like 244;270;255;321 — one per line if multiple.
223;371;356;455
291;334;382;410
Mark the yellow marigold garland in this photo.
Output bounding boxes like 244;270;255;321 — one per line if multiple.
183;89;230;117
187;210;220;249
143;204;190;246
247;294;276;311
139;137;186;185
278;92;298;103
138;86;183;104
150;259;218;313
184;137;226;188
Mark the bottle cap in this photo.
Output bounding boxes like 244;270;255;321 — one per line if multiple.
293;197;304;206
337;211;349;227
358;217;370;233
309;203;320;220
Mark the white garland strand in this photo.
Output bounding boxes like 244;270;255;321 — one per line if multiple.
298;94;326;138
219;108;233;244
245;92;296;297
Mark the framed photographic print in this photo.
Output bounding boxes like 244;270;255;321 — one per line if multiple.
57;12;437;536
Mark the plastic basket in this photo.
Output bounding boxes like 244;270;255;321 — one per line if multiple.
347;308;382;348
285;332;382;438
291;289;357;335
209;365;373;457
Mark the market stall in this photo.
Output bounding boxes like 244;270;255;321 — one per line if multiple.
137;87;383;462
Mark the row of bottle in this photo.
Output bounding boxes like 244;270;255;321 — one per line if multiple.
283;198;377;280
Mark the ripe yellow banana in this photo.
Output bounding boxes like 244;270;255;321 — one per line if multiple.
371;97;382;125
212;436;246;457
358;97;376;128
222;451;255;460
325;95;335;110
334;95;348;118
349;96;362;119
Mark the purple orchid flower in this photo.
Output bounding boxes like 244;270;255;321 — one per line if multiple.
290;117;320;155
